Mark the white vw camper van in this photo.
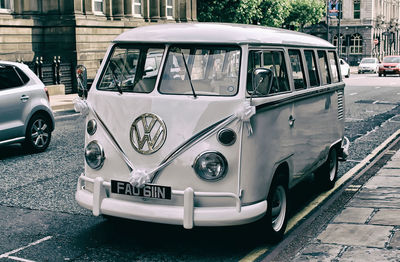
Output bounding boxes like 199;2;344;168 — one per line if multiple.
75;23;348;242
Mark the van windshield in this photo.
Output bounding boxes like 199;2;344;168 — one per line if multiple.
159;45;241;96
98;45;164;93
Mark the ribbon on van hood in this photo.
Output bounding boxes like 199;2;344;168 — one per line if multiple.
74;98;255;188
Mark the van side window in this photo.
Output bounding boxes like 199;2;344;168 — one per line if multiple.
288;50;306;90
247;50;290;96
304;50;319;87
317;50;331;85
328;51;340;82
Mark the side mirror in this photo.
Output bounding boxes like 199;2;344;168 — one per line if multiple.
252;68;273;98
76;65;88;99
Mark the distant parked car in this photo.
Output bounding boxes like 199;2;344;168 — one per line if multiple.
0;61;55;152
379;56;400;77
339;59;350;78
358;57;380;74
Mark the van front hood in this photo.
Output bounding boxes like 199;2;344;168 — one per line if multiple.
84;91;247;191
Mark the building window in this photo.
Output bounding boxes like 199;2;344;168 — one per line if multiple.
133;0;142;17
333;34;346;55
0;0;11;11
353;0;361;19
166;0;173;19
350;34;363;54
93;0;104;13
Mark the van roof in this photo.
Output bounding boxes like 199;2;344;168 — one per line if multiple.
114;23;334;48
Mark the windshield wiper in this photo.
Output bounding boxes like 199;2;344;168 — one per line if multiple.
180;51;197;99
109;63;123;94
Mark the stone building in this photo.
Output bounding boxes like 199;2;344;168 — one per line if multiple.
305;0;400;66
0;0;197;93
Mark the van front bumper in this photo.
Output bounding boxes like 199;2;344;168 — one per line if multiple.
76;174;267;229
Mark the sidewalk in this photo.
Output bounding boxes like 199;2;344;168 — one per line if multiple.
293;151;400;261
49;94;78;112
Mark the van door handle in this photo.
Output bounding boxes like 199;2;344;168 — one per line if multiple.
289;115;295;126
20;95;30;102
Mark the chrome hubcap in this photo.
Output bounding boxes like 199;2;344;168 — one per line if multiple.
31;119;49;148
271;185;287;232
329;150;337;182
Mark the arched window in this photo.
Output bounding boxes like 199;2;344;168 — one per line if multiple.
333;34;346;55
350;34;363;54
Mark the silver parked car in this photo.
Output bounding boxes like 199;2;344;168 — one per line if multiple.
0;61;55;152
358;57;380;74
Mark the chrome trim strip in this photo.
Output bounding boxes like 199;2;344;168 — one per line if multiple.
255;84;345;111
0;136;25;145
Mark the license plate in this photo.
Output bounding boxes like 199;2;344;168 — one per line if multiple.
111;180;171;200
386;69;393;72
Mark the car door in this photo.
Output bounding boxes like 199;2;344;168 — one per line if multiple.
0;64;30;142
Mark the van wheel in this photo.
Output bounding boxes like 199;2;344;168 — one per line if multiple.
24;114;52;152
315;148;338;190
262;173;288;243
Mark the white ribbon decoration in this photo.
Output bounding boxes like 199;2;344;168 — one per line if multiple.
73;98;90;117
234;101;256;136
129;169;152;188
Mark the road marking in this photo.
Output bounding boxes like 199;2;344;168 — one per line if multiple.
349;92;358;96
240;129;400;262
7;256;36;262
372;100;379;104
0;236;52;260
375;86;381;89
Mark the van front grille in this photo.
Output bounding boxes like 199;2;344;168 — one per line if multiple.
337;90;344;120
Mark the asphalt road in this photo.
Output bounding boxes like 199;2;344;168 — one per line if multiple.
1;73;400;261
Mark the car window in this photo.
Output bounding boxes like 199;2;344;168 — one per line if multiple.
317;51;331;85
328;51;340;83
361;58;377;63
247;50;290;96
98;45;164;93
288;49;306;90
0;65;25;90
383;57;400;63
159;45;240;96
304;50;320;87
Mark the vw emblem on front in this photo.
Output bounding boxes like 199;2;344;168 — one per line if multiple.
130;113;167;155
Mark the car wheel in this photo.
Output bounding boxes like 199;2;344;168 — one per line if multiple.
24;114;52;152
257;171;288;243
315;147;338;190
345;70;350;78
379;73;382;77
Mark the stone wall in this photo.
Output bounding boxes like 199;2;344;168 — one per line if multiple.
0;0;197;93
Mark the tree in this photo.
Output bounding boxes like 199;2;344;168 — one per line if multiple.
284;0;325;30
197;0;261;24
197;0;325;31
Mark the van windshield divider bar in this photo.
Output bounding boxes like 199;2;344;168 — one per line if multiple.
181;51;197;99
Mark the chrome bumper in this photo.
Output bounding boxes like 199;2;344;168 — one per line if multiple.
76;174;267;229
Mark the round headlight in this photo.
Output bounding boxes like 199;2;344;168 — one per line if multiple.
87;119;97;136
85;141;105;170
193;151;228;181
